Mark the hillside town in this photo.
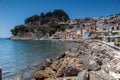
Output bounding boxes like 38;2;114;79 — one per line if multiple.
52;14;120;43
33;14;120;80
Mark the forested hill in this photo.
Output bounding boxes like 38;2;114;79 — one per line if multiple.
10;9;70;40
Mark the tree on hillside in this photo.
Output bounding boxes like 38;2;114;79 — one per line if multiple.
84;17;92;22
11;9;70;37
25;15;39;24
39;12;45;25
11;25;27;36
45;11;52;17
52;10;70;22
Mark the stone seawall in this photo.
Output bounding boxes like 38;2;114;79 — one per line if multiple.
34;40;120;80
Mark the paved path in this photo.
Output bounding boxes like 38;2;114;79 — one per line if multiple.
102;41;120;51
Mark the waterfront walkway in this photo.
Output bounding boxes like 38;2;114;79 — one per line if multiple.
102;41;120;51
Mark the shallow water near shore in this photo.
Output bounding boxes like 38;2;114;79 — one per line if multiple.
0;38;79;80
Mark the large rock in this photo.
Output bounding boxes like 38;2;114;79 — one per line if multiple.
108;58;120;79
34;67;56;80
34;40;120;80
50;61;58;71
77;70;88;80
56;66;65;77
40;58;53;70
89;70;114;80
56;53;66;59
65;52;80;57
56;57;82;77
34;70;45;80
69;47;78;53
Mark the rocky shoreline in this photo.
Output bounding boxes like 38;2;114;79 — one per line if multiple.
9;35;50;40
10;36;33;40
33;39;120;80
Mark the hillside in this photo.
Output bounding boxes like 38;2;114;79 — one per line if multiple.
10;11;120;40
10;9;70;40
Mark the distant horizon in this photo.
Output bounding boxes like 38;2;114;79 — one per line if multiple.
0;0;120;38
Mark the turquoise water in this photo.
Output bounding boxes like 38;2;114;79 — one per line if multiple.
0;39;78;80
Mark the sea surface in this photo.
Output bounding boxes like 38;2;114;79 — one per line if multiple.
0;38;79;80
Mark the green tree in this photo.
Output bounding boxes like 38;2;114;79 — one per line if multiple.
39;12;45;25
11;25;27;36
52;9;70;22
11;9;70;37
45;11;52;17
84;17;92;22
25;15;39;24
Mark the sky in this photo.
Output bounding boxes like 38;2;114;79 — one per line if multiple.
0;0;120;38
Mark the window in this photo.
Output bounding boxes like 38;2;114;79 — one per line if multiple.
117;26;119;30
112;27;114;30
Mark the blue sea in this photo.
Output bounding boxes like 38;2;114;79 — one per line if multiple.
0;38;78;80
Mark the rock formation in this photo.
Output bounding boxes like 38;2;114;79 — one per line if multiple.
34;39;120;80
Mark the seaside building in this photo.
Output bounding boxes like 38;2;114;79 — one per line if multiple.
67;19;77;25
53;14;120;41
52;32;62;39
96;15;120;41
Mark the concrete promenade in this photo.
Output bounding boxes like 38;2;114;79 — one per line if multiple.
102;41;120;51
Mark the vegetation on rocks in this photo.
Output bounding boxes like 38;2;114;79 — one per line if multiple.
11;9;70;39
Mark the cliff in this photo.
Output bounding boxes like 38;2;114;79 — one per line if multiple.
10;10;70;40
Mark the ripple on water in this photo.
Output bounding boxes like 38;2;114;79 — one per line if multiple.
0;39;79;79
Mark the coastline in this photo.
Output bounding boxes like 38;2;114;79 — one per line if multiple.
9;36;41;40
33;39;120;80
1;39;79;80
9;36;82;43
